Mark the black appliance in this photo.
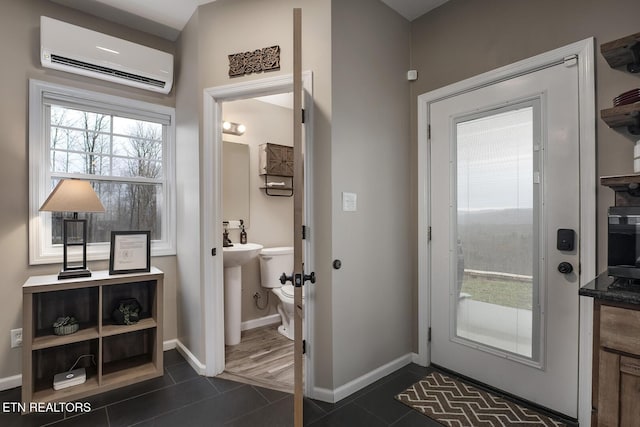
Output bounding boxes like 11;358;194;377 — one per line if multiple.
608;206;640;279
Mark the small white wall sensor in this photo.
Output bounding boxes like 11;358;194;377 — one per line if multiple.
342;192;357;212
407;70;418;81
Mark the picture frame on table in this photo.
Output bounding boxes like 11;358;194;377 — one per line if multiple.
109;230;151;275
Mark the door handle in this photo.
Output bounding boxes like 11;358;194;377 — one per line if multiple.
558;262;574;274
279;273;293;285
279;273;304;287
280;272;316;286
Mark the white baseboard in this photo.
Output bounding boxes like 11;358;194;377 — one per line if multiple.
311;353;413;403
3;345;413;399
163;339;177;351
411;352;425;366
309;385;334;403
174;340;206;375
241;314;281;331
0;374;22;392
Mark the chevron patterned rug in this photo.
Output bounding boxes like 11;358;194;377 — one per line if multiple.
395;372;566;426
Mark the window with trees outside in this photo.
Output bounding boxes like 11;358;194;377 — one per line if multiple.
29;80;176;265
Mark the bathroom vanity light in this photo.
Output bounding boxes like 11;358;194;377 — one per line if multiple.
39;179;105;279
222;121;246;136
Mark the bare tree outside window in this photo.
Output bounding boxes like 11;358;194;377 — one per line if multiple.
49;105;164;245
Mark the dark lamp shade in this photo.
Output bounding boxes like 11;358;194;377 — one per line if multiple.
39;179;105;213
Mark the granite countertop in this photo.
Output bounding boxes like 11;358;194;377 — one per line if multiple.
580;271;640;305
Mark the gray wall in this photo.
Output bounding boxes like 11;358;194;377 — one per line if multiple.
178;0;414;393
331;0;412;386
177;0;336;387
0;0;178;380
410;0;640;349
175;9;204;361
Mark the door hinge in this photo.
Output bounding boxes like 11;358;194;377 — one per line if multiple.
427;124;431;140
302;339;306;354
428;327;432;342
302;108;306;124
428;226;432;241
302;225;308;240
212;248;217;256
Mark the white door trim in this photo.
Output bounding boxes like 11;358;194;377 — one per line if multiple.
417;38;595;425
202;71;315;396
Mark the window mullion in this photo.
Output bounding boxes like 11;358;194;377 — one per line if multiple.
43;104;54;248
110;113;114;177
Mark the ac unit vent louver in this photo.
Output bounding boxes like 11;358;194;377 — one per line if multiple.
41;16;173;94
51;55;166;89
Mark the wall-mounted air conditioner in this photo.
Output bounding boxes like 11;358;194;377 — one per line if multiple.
40;16;174;94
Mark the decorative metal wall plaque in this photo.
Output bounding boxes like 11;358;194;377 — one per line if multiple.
228;45;281;77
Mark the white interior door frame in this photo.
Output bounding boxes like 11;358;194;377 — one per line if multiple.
202;71;315;395
417;39;595;425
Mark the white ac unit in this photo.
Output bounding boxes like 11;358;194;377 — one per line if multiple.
40;16;174;94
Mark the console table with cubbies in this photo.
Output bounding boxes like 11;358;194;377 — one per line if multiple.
21;268;163;411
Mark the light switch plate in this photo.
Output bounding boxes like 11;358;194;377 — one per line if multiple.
342;192;357;212
10;328;22;348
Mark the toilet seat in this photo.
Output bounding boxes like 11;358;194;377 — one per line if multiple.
282;284;294;298
280;284;305;299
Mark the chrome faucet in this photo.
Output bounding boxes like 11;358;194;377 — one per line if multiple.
223;221;233;247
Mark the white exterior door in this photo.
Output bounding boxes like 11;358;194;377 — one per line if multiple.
429;58;581;417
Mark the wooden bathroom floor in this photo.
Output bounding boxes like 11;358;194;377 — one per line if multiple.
219;323;294;393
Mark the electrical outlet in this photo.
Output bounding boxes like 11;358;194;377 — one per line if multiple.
10;328;22;348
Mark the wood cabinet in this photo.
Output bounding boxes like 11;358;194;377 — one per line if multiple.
593;300;640;426
596;35;640;422
22;268;163;412
259;143;294;176
259;143;294;196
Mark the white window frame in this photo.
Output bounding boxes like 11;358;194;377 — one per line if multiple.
29;79;176;265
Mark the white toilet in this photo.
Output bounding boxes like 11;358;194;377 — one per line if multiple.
259;246;301;340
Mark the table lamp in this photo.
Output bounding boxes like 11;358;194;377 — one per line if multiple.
39;179;105;279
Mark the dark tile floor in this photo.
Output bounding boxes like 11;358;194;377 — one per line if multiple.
0;349;440;427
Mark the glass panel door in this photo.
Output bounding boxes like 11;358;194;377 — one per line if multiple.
428;56;582;417
454;103;540;361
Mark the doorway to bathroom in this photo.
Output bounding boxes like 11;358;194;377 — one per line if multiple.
201;71;315;397
218;94;296;392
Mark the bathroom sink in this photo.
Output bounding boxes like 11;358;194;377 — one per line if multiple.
223;243;264;268
222;242;264;346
